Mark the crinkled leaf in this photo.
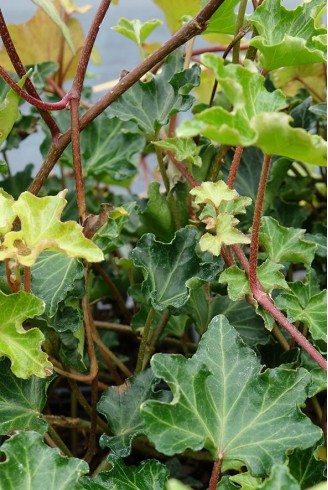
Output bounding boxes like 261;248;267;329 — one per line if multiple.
153;137;202;167
98;369;171;457
0;191;104;266
130;227;221;311
275;271;327;342
288;444;327;489
259;216;317;269
61;115;144;185
0;188;15;235
199;214;250;255
32;0;76;54
107;50;200;139
0;358;52;435
139;182;176;242
249;0;326;70
112;18;162;45
190;180;239;208
0;290;52;379
178;55;327;166
31;251;84;317
219;259;289;302
258;464;300;489
229;471;262;489
81;458;169;490
141;316;322;475
0;431;88;489
0;1;99;81
0;71;30;145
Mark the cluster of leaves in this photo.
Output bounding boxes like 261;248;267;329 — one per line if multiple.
0;0;326;489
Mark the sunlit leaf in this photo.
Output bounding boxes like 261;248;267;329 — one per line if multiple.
0;290;52;379
59;0;92;14
249;0;326;70
111;18;162;45
201;0;240;35
0;358;51;435
178;55;327;166
0;431;88;489
141;316;322;475
199;213;250;255
152;0;199;32
0;191;104;266
0;188;15;235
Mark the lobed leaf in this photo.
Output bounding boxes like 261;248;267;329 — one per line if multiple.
0;290;52;379
0;191;104;266
111;18;162;45
153;137;202;167
141;316;322;475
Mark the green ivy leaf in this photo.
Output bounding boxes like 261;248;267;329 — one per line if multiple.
139;182;176;241
153;137;202;167
111;18;162;45
31;251;84;317
98;369;171;457
259;217;317;269
60;115;145;185
107;50;200;139
94;203;136;253
257;464;300;489
219;259;289;302
81;458;169;490
288;444;327;489
229;471;262;489
275;271;327;342
0;190;104;266
0;290;52;379
0;188;15;235
177;55;327;166
0;358;52;435
130;227;221;311
0;431;88;489
0;71;31;145
141;316;321;475
301;352;326;397
201;0;240;35
249;0;326;70
199;213;251;255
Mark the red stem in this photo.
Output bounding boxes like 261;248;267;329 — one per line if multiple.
0;9;60;140
191;44;249;56
70;97;86;221
24;266;31;293
209;453;223;490
249;154;271;291
227;146;243;188
167;151;199;187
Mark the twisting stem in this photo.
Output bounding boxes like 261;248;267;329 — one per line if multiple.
0;9;60;140
209;453;223;490
136;307;155;373
28;0;227;195
227;146;243;188
249;154;271;291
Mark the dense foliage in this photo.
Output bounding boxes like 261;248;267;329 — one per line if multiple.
0;0;326;488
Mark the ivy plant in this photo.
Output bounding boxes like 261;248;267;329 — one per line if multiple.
0;0;326;489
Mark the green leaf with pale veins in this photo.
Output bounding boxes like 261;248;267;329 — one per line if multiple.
81;458;169;490
0;190;104;266
258;464;300;489
0;290;52;379
60;115;145;185
249;0;326;70
129;227;221;311
31;251;84;317
141;316;322;475
259;217;317;269
111;18;162;45
219;259;289;302
98;369;171;457
107;50;200;139
153;137;202;167
190;180;239;208
0;188;15;235
0;431;88;490
300;352;326;397
177;55;327;166
275;271;327;342
0;358;52;435
288;444;327;489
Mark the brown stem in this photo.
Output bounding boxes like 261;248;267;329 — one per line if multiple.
207;145;228;181
93;264;131;323
23;266;31;293
209;453;223;490
0;9;60;140
142;309;171;369
92;330;132;378
47;424;73;457
44;415;95;431
227;146;243;188
84;375;98;463
191;44;249;56
249;154;271;291
70;97;86;221
136;307;155;373
167;150;198;187
28;0;227;195
5;259;15;292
